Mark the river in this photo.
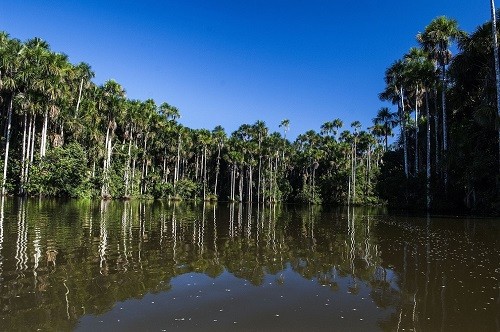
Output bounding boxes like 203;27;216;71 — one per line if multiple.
0;198;498;331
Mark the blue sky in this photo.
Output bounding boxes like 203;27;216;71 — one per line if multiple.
1;1;491;139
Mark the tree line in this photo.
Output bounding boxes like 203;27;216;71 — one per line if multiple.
0;31;385;204
376;12;500;213
3;10;499;212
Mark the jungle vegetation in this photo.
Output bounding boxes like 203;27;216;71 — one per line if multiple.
2;11;500;212
0;31;382;205
377;13;500;213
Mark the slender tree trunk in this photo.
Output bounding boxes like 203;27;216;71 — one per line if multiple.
214;145;221;197
40;110;49;158
203;146;207;201
25;114;34;190
368;146;371;190
101;123;113;198
258;154;262;202
385;122;389;151
401;86;409;178
441;64;448;189
1;97;13;196
353;139;357;203
29;116;36;164
247;168;251;202
140;161;145;196
270;158;275;202
124;133;132;197
20;113;28;195
230;165;236;201
426;91;432;209
491;0;500;172
415;86;419;175
162;149;167;183
195;154;199;181
348;151;352;205
249;164;253;201
131;157;136;194
238;165;243;202
174;134;181;189
75;78;84;117
434;90;440;176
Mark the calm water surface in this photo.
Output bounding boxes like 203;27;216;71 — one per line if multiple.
0;199;498;331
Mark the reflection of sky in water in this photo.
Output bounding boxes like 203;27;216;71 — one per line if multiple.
77;267;391;332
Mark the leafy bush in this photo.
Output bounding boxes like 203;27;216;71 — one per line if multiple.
26;143;91;198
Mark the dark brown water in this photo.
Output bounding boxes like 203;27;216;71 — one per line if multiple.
0;199;498;331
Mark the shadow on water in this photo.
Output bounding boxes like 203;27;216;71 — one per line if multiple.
0;199;498;331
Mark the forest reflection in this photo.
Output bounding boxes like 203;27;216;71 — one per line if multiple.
0;199;498;331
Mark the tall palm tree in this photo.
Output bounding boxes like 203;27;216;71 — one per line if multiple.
417;16;466;185
380;60;410;178
279;119;290;140
212;125;226;198
0;34;23;195
491;0;500;170
100;79;125;198
74;62;94;117
372;107;397;151
252;121;268;202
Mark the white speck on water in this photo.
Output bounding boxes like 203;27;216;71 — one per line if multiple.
341;316;344;319
275;314;280;317
213;319;218;322
353;308;357;311
151;302;155;304
219;309;223;312
225;289;231;292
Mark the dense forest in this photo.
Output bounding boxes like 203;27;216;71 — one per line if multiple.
1;12;500;212
0;32;382;205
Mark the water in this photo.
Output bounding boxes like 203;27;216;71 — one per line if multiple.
0;198;498;331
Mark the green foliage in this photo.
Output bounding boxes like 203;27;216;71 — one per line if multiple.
0;31;384;205
174;179;199;200
26;143;91;198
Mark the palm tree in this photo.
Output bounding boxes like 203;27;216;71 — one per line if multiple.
100;79;125;198
74;62;94;117
350;121;361;203
252;121;268;202
212;125;226;198
417;16;466;185
380;60;410;178
372;107;397;151
0;34;23;195
279;119;290;140
491;0;500;170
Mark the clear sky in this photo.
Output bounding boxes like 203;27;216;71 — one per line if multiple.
1;1;491;139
